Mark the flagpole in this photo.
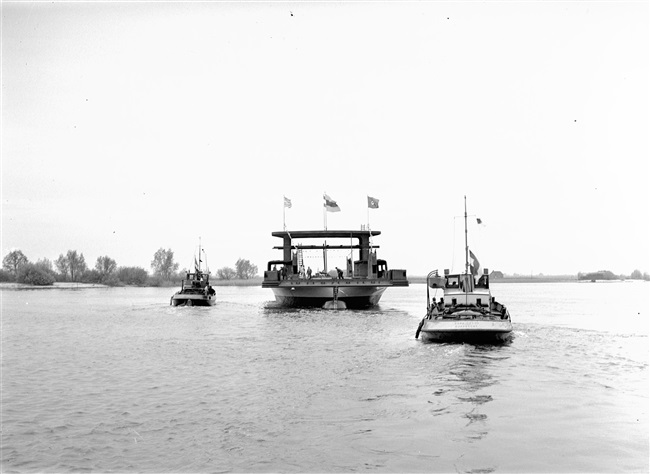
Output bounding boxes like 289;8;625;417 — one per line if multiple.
323;191;327;230
464;196;469;275
367;203;370;231
283;196;286;231
322;193;327;273
368;200;373;278
202;249;208;274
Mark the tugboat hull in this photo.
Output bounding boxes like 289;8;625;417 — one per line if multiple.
170;294;216;307
418;319;512;343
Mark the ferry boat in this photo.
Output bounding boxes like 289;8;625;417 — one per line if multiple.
415;199;512;343
262;229;408;308
170;245;216;307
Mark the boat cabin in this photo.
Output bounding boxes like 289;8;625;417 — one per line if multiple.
180;271;213;293
440;268;491;308
444;268;490;290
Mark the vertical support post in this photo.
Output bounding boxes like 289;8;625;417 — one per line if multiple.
350;232;354;277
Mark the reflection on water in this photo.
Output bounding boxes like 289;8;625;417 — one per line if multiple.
424;344;511;452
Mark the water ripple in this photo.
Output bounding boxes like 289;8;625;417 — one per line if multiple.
2;284;648;472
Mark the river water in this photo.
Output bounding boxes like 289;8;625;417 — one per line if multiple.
1;281;648;473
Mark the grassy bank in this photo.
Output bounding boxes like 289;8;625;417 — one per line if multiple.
209;278;263;287
0;282;109;290
0;278;264;290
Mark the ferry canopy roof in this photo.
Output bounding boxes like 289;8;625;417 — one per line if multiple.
272;230;381;239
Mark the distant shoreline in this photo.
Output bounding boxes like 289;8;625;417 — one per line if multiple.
0;282;110;290
409;275;579;284
0;279;264;290
409;276;648;284
4;276;644;290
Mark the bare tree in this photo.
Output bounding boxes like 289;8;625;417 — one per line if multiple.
151;248;179;280
35;258;54;273
66;250;87;282
95;256;117;279
217;267;237;280
235;258;258;279
3;250;29;275
55;254;70;280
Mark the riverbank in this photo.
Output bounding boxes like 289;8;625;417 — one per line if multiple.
210;278;262;287
6;277;643;290
0;282;109;290
0;278;264;290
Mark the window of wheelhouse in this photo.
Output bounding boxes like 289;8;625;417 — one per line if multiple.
446;276;459;288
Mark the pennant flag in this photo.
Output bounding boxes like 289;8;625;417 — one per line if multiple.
367;196;379;209
469;249;481;276
284;196;292;208
323;193;341;212
476;218;482;225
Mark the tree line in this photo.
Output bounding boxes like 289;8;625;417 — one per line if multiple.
577;269;650;281
1;249;259;286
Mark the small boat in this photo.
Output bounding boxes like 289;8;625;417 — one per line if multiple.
415;198;512;343
170;244;216;307
262;229;409;309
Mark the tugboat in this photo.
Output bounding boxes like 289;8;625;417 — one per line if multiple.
170;244;216;307
415;198;512;343
262;229;408;309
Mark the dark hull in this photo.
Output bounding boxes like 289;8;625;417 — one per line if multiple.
419;330;512;344
416;316;513;344
273;294;383;309
170;294;216;307
270;285;387;309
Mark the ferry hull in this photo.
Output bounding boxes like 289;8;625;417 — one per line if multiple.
418;319;512;343
269;284;387;308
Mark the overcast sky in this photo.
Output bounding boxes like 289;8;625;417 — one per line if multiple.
2;1;648;277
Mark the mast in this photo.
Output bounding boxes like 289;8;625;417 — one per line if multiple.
464;196;470;304
464;196;469;275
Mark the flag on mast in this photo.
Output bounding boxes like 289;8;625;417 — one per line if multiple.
284;196;292;208
469;249;481;276
323;194;341;212
367;196;379;209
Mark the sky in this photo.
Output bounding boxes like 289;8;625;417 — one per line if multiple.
2;1;649;277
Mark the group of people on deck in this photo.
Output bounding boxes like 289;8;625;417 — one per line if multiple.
298;265;313;279
273;264;345;280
